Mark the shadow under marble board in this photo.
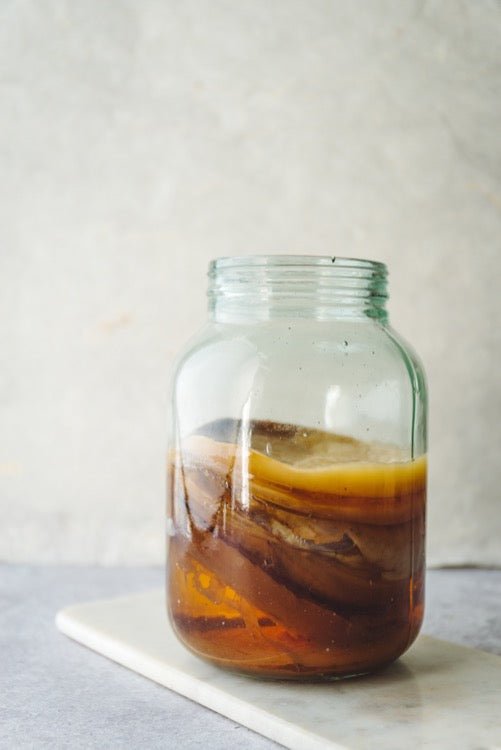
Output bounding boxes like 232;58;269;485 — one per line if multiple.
56;590;501;750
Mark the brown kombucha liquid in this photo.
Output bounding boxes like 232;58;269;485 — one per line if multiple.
167;419;426;680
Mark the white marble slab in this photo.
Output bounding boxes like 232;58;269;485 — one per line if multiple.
56;590;501;750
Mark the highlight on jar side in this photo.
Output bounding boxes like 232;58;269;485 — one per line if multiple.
166;256;427;680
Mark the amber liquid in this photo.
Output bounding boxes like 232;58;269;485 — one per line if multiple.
168;419;426;680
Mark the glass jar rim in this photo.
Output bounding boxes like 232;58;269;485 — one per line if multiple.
210;255;387;273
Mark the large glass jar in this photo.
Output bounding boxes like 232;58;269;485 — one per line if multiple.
167;256;427;680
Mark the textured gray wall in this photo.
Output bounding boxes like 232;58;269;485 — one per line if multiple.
1;0;500;565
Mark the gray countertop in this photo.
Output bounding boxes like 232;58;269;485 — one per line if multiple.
3;566;500;750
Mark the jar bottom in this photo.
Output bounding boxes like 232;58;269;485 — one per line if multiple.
168;610;414;681
167;548;423;682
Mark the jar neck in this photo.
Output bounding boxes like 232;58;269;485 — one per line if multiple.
208;256;389;323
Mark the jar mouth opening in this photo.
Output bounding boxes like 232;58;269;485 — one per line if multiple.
210;255;387;274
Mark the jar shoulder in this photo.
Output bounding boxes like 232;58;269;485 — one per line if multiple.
174;320;425;380
170;320;426;454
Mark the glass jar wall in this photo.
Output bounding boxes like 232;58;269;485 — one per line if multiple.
167;256;427;680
